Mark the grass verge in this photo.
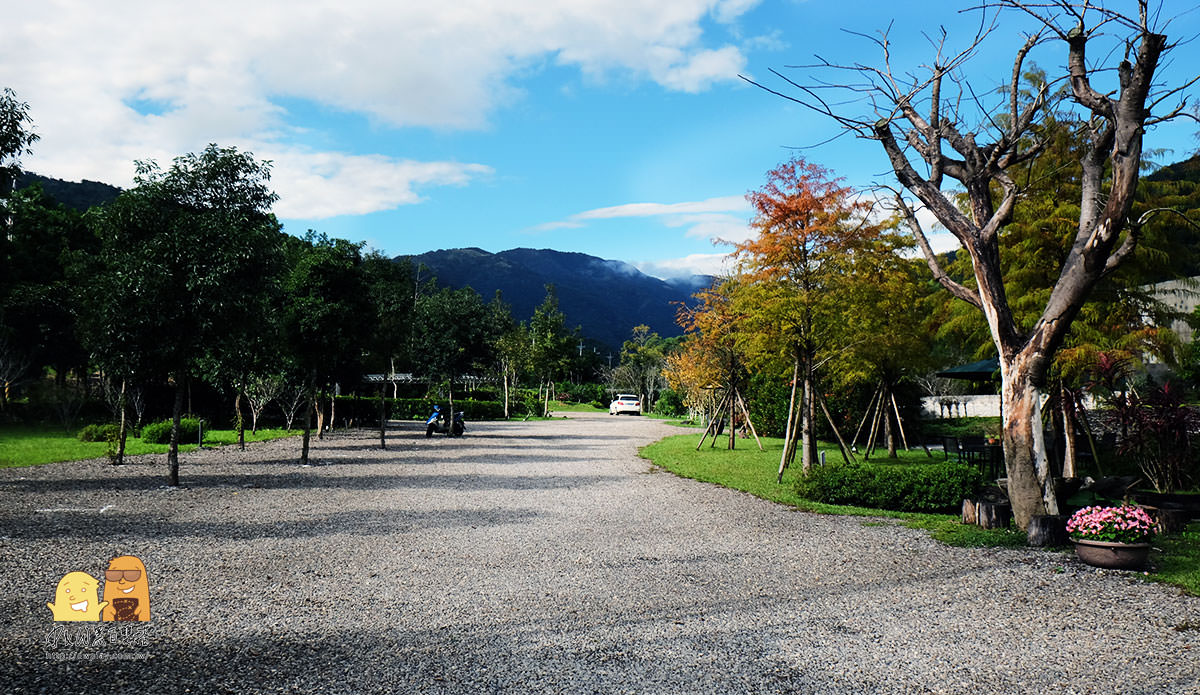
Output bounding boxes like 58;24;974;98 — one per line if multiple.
0;425;300;468
639;432;1024;548
640;432;1197;594
1150;522;1200;596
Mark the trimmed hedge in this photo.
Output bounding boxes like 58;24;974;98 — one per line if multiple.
77;423;121;442
140;418;203;444
795;461;984;512
333;396;507;425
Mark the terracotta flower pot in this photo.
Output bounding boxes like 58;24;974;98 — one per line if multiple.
1071;538;1151;570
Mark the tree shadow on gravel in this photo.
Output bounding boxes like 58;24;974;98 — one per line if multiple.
0;470;622;495
453;432;633;442
3;506;540;541
12;618;828;694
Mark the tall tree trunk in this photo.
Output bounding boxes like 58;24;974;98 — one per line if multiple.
799;367;814;473
300;388;314;465
378;384;387;450
883;383;897;458
1060;382;1076;479
727;389;736;450
329;391;336;434
1001;363;1058;531
116;379;128;466
315;392;326;440
234;390;245;451
502;363;510;419
167;374;184;486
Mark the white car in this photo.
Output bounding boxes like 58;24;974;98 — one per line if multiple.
609;394;641;415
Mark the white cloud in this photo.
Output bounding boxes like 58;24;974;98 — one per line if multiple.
576;195;750;220
0;1;756;217
268;151;493;219
636;253;732;279
667;213;754;243
540;195;752;242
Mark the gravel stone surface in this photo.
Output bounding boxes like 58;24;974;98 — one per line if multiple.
1;412;1197;694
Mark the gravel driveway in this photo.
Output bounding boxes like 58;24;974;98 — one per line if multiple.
1;412;1196;694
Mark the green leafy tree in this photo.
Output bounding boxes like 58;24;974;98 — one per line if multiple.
280;231;371;464
361;253;417;447
2;187;95;399
82;144;281;483
0;88;38;200
0;88;42;406
611;325;669;412
528;285;579;416
827;233;934;459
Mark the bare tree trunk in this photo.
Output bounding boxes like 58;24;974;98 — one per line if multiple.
300;389;314;465
1060;382;1076;479
167;374;184;486
235;390;245;451
799;371;814;472
315;392;326;440
502;363;510;419
116;379;128;466
1002;365;1058;531
329;391;336;434
883;383;898;458
378;384;387;450
727;389;736;450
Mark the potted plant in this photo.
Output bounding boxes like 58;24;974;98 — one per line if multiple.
1066;504;1158;569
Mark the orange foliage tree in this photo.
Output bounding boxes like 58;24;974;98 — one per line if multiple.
667;278;745;432
733;156;886;475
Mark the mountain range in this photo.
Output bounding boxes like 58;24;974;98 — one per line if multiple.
404;247;711;349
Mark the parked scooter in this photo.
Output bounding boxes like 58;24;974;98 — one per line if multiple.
425;405;465;437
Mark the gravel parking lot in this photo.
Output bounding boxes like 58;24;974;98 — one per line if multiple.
1;412;1197;694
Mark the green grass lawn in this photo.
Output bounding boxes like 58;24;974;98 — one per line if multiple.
639;432;1197;594
0;424;300;468
1151;522;1200;595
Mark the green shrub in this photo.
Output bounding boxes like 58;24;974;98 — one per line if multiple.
331;395;507;423
796;461;983;512
140;418;203;444
653;388;686;417
77;423;121;442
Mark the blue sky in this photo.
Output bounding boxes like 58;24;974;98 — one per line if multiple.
4;1;1199;278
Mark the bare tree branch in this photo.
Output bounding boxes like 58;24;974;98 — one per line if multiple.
890;193;982;308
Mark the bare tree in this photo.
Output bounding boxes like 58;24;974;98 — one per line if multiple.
0;340;30;409
278;381;307;431
245;373;284;433
750;1;1198;529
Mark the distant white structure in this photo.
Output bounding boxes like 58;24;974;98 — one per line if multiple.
1145;277;1199;343
921;395;1001;418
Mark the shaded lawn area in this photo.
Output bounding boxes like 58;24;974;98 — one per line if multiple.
0;424;299;468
